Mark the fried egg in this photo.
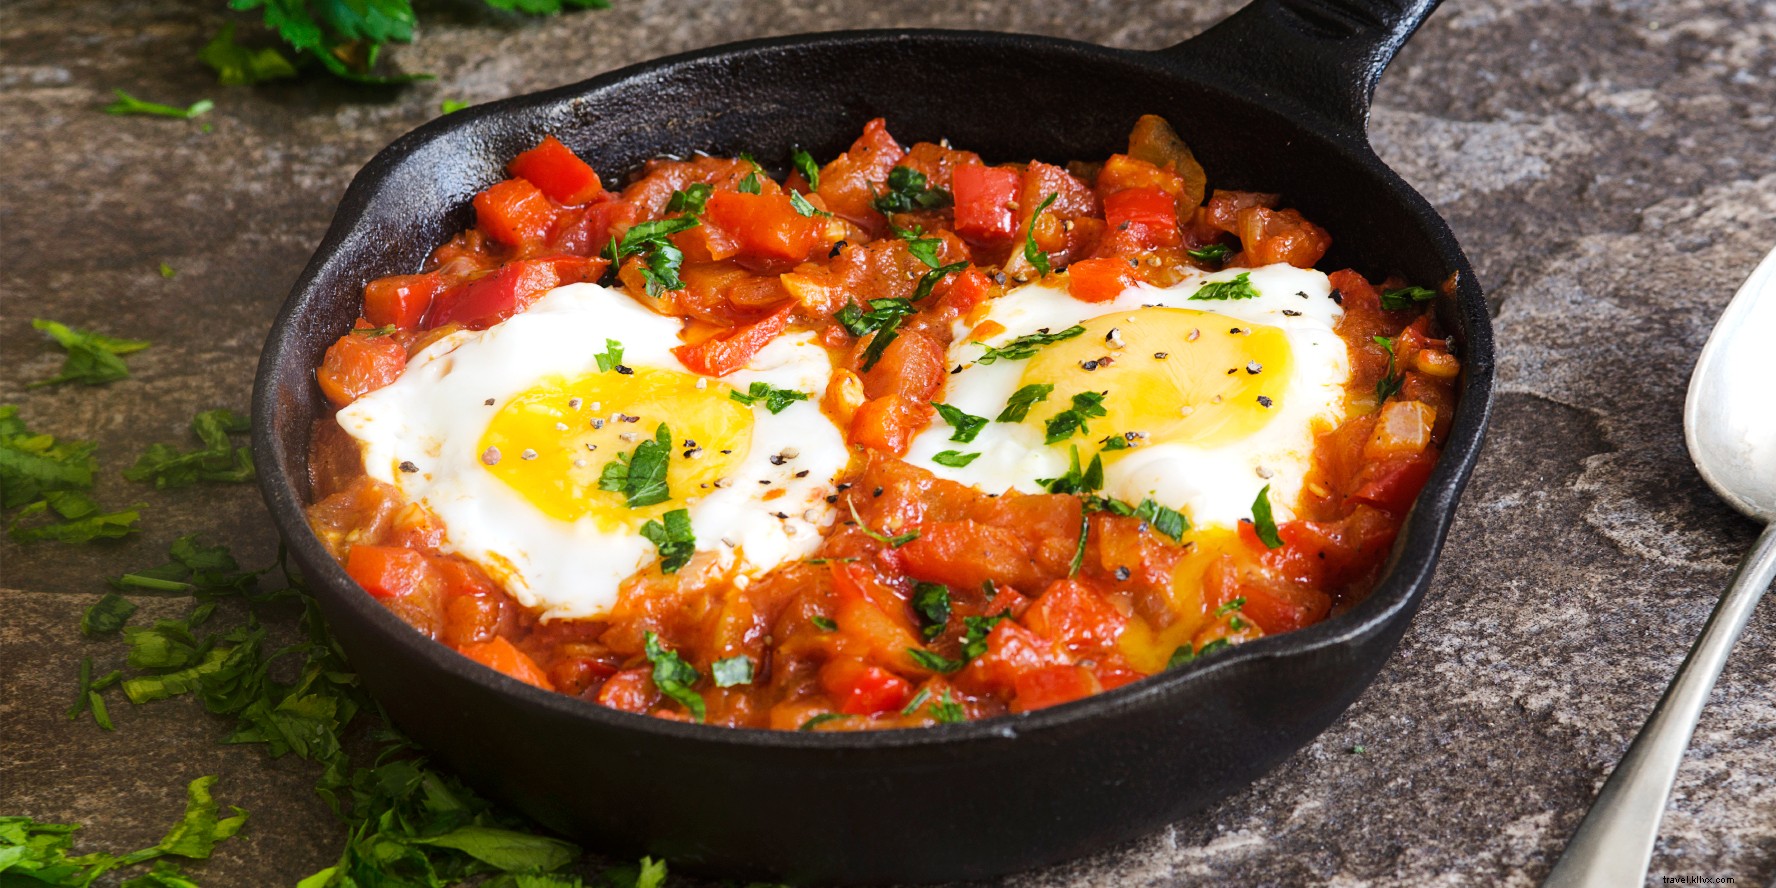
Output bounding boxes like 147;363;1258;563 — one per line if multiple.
905;263;1350;531
336;283;847;620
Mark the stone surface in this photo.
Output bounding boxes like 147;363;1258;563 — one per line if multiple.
3;0;1774;885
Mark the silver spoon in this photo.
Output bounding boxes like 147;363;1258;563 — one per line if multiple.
1544;246;1776;887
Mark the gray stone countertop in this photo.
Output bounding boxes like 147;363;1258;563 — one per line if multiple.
3;0;1773;885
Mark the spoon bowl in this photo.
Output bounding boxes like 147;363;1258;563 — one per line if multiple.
1545;246;1776;887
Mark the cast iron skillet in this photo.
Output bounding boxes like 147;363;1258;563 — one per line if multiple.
254;0;1494;882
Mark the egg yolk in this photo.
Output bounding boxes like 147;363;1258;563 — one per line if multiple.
1018;307;1293;452
479;368;751;528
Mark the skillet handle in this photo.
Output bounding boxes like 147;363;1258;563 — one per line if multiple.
1160;0;1441;136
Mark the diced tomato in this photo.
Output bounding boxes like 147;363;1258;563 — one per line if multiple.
426;256;604;330
672;301;795;376
1067;257;1140;303
900;521;1038;593
935;267;995;316
1203;557;1329;636
1236;206;1331;268
960;621;1064;697
457;636;553;691
1011;664;1101;713
849;394;936;456
508;135;604;206
701;192;824;266
816;117;906;228
473;178;559;247
1103;187;1180;247
595;667;659;713
316;325;407;408
1351;450;1438;514
819;657;913;715
1022;578;1128;657
951;163;1021;246
362;274;445;330
550;197;639;256
344;545;432;599
861;329;946;401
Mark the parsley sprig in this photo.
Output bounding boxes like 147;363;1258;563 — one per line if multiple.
729;381;810;414
124;408;255;489
872;166;952;215
835;298;916;372
1043;391;1109;445
606;217;700;297
1023;192;1058;276
30;319;151;388
597;423;673;508
1189;272;1261;301
1250;484;1284;549
643;631;705;721
1374;335;1405;402
974;326;1086;365
641;508;696;574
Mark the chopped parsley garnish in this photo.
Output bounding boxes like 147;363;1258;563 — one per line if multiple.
1136;498;1188;541
640;508;695;574
159;262;177;279
1374;335;1405;402
906;648;964;674
712;655;754;688
81;592;138;637
0;404;142;546
799;713;849;731
597;423;672;508
30;319;151;388
811;615;838;632
1189;271;1260;301
847;499;919;548
1023;192;1058;276
1187;243;1233;265
737;170;762;194
199;22;298;86
790;190;830;217
997;383;1054;422
911;582;951;641
959;611;1010;660
1198;638;1231;656
1166;644;1196;669
124;408;254;488
974;325;1085;365
931;450;980;468
103;90;214;120
606;216;700;297
872;166;952;215
8;491;140;544
791;147;821;190
1038;445;1104;495
1069;512;1089;576
1250;484;1283;549
439;99;469;114
897;226;944;267
925;690;967;723
643;631;705;722
1379;285;1438;310
835;298;916;372
112;534;262;597
69;656;122;731
1043;391;1109;444
594;338;624;372
665;182;713;216
1215;596;1248;617
728;381;810;414
933;403;988;443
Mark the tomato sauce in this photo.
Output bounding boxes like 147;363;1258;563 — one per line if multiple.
306;118;1460;730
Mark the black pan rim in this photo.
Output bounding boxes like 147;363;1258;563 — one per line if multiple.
253;24;1495;753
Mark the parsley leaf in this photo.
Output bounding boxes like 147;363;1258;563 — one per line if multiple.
639;508;695;574
1038;445;1103;495
112;534;263;597
925;690;967;724
594;339;624;373
8;491;141;543
1043;391;1109;445
913;261;968;302
959;611;1009;660
712;655;754;688
82;592;139;637
836;297;917;372
410;825;577;873
664;183;712;216
974;325;1085;365
1069;511;1089;576
0;404;98;508
847;499;918;548
911;583;950;641
198;22;298;85
872;166;952;215
789;190;830;218
30;319;151;387
440;99;469;114
1379;285;1438;311
1189;272;1261;301
103;90;214;120
124;408;254;488
737;171;762;194
906;648;963;674
931;450;980;468
144;775;249;861
799;712;849;731
597;423;672;508
1134;498;1188;541
996;383;1053;422
791;148;821;190
933;403;988;442
1166;644;1197;669
811;615;838;632
606;216;699;297
728;381;810;414
1023;192;1058;276
1374;335;1404;402
643;632;704;722
1215;596;1248;617
1250;484;1283;549
1187;243;1232;265
159;262;177;279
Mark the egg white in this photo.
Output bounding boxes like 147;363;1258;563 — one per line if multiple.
336;282;847;620
905;263;1351;528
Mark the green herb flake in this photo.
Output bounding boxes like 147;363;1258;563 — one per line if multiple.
643;631;705;722
789;190;830;218
1189;271;1261;301
82;592;138;636
639;508;695;574
1023;192;1058;276
439;99;469;114
911;582;951;641
1215;596;1248;617
926;690;967;724
1038;445;1104;495
1379;285;1438;311
791;148;821;190
960;611;1010;661
606;216;700;297
594;338;624;372
1166;644;1196;669
1250;484;1283;549
1134;498;1188;541
906;648;963;674
1043;391;1109;445
847;499;919;548
1187;243;1232;265
198;22;297;86
1374;335;1404;402
29;319;151;388
799;712;848;731
931;450;981;468
104;90;214;120
124;408;253;488
597;423;672;508
665;182;713;216
811;615;838;632
8;491;141;543
933;403;988;443
996;383;1054;422
729;381;810;414
975;325;1085;365
158;263;177;279
711;655;754;688
872;166;952;215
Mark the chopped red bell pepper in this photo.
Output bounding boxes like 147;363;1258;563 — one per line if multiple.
820;658;914;716
362;273;446;330
951;163;1021;246
345;545;432;600
672;301;794;376
702;192;823;265
1103;187;1180;247
457;636;554;691
426;256;606;330
1066;257;1140;303
316;324;407;408
473;177;559;247
508;135;604;206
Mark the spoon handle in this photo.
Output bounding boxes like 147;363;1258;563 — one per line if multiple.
1544;521;1776;888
